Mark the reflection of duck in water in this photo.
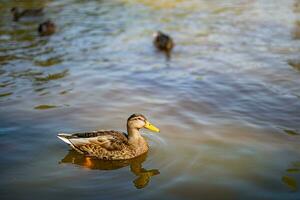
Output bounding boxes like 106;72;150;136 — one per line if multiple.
153;31;174;58
60;150;160;189
11;7;43;22
58;114;160;160
38;20;56;36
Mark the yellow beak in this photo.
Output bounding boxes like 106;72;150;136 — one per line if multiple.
144;121;160;132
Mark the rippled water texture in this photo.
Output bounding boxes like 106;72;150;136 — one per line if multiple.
0;0;300;199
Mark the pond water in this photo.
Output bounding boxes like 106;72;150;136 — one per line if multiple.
0;0;300;199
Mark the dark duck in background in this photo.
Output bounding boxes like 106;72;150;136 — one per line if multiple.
153;31;174;58
38;20;56;36
11;7;43;21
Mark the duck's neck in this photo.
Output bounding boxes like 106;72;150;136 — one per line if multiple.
127;126;142;142
127;125;148;155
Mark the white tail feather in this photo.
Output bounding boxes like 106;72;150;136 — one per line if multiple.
57;133;72;145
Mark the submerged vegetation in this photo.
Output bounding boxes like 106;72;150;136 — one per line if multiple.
34;104;57;110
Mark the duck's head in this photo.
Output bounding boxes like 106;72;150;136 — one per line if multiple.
44;20;55;29
11;7;20;21
11;7;19;13
38;20;56;36
152;30;174;56
153;31;162;38
127;114;160;132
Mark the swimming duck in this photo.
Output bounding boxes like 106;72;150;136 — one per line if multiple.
38;20;56;36
153;31;174;54
11;7;43;22
58;114;160;160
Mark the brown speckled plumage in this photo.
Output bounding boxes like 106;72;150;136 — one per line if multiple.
153;31;174;54
58;114;159;160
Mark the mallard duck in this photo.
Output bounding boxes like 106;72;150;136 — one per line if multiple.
58;114;160;160
11;7;43;22
153;31;174;54
38;20;56;36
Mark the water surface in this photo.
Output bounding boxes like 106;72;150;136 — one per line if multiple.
0;0;300;199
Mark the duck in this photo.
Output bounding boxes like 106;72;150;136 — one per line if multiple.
11;7;43;22
57;114;160;160
38;20;56;36
153;31;174;55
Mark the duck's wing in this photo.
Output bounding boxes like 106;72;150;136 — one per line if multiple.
58;130;129;154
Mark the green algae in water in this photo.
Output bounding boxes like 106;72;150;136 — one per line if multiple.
0;92;13;97
284;129;299;136
34;87;47;92
34;57;62;67
196;76;203;81
286;168;300;173
34;105;57;110
10;69;44;78
35;70;68;82
282;176;298;191
39;91;50;96
293;162;300;168
288;60;300;71
0;82;13;88
59;90;68;95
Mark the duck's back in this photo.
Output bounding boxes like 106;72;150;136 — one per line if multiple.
154;34;174;51
58;130;138;160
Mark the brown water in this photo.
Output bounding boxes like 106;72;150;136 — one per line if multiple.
0;0;300;199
